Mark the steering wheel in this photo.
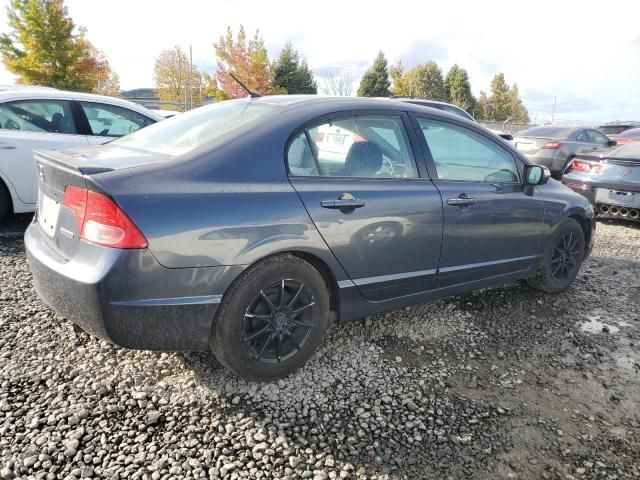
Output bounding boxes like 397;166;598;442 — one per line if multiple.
483;169;517;183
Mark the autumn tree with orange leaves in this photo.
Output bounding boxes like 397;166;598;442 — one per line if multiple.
214;25;272;98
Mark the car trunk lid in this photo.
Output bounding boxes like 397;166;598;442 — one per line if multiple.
34;146;159;259
512;136;556;155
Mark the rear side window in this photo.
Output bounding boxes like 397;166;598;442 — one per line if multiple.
287;115;419;179
418;118;519;183
113;100;274;156
79;102;154;137
0;99;77;134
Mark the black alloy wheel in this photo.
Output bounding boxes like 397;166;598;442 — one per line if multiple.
242;279;316;363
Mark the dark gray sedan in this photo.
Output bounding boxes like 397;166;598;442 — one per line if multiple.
562;142;640;220
513;126;616;176
26;96;595;380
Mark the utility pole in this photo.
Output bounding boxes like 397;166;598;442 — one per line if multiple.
189;45;193;110
551;96;557;124
178;55;183;111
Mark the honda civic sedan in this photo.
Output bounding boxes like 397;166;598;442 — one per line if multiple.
25;96;595;380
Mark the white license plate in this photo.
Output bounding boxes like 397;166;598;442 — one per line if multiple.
516;142;534;151
38;193;61;237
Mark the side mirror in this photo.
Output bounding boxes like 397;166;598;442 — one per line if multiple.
608;139;617;147
524;164;551;185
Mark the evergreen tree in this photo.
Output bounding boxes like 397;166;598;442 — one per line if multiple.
445;65;475;112
488;73;512;121
271;42;317;94
357;51;391;97
509;83;529;123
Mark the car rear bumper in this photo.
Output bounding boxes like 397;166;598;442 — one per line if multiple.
25;221;244;351
562;178;640;220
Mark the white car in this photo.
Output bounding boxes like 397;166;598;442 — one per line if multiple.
0;89;163;221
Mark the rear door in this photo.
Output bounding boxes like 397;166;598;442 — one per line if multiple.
0;98;88;204
287;112;443;301
412;115;546;287
76;101;156;145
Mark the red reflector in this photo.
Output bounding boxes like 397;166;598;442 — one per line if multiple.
62;186;147;249
543;141;563;150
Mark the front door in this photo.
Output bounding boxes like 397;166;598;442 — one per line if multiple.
0;99;88;204
287;113;443;301
413;115;546;288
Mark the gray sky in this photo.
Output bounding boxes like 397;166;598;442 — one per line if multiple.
1;0;639;123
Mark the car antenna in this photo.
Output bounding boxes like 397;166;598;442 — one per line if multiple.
228;72;261;98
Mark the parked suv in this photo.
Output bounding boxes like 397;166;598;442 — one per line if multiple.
0;89;163;222
25;96;595;380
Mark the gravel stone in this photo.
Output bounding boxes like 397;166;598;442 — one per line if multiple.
1;216;640;479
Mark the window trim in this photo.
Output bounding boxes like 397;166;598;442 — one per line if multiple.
0;98;82;136
410;112;524;184
284;109;428;180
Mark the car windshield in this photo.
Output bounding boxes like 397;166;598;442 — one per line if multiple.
113;100;275;155
611;142;640;159
515;126;574;138
599;125;633;135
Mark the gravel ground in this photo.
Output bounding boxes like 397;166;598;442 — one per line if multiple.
1;215;639;479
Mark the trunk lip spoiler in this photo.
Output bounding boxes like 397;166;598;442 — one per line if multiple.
34;149;114;175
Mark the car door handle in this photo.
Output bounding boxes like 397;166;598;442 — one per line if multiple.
447;194;476;206
321;193;365;209
0;142;16;150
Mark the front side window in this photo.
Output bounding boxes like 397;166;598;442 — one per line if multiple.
79;102;154;137
418;118;519;183
587;130;610;145
287;115;418;179
0;99;77;134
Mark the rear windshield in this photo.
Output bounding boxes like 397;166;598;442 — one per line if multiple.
599;125;633;135
611;142;640;159
515;126;574;138
113;100;275;156
619;128;640;138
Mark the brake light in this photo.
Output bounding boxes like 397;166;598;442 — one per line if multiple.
63;186;147;249
570;160;603;174
543;141;563;150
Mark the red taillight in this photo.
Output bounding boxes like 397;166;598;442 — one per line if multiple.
63;186;147;249
570;160;603;174
543;141;563;150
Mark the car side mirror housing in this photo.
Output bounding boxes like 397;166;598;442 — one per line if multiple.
608;139;617;147
524;164;551;185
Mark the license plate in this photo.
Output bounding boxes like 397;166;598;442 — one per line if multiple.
516;142;534;151
38;193;60;237
608;190;634;201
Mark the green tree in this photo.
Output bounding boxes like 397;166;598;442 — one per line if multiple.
488;73;512;121
0;0;111;91
509;83;529;123
475;90;491;120
214;25;272;98
357;51;391;97
445;65;475;112
389;61;447;100
271;42;317;94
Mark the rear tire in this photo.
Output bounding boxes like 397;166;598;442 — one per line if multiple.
0;182;9;223
527;219;585;293
210;254;330;380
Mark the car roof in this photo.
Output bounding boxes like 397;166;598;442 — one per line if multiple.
228;94;475;124
0;89;164;120
599;120;640;126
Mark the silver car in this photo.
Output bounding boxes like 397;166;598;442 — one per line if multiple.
512;126;616;176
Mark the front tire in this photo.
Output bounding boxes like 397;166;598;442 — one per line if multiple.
527;219;585;293
210;254;330;380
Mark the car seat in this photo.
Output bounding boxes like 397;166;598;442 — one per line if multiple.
342;141;383;177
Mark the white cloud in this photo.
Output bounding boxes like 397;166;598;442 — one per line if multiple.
1;0;639;122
